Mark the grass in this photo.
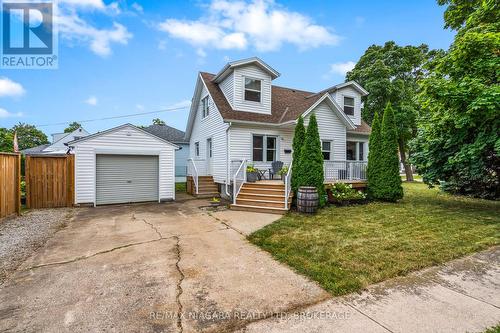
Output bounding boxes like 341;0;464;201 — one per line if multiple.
249;182;500;296
483;324;500;333
175;182;186;192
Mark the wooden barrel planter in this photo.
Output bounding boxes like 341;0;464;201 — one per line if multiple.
297;186;319;214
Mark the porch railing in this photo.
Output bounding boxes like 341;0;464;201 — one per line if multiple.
187;158;199;194
324;160;367;181
284;158;293;209
232;159;247;205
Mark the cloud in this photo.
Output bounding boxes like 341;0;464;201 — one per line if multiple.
85;96;98;105
329;61;356;76
158;0;338;53
131;2;144;13
56;1;132;57
0;77;25;98
0;108;23;118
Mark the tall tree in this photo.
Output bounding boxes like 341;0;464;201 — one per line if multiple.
347;41;432;181
291;116;306;194
152;118;166;125
412;0;499;199
298;113;326;206
64;122;82;133
11;123;49;151
367;112;382;199
379;103;404;201
0;127;14;152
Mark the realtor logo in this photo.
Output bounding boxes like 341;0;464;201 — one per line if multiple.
1;1;58;69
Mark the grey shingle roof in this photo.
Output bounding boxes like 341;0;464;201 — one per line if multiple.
143;124;187;143
21;144;51;155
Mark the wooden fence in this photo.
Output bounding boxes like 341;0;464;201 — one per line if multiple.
25;155;75;209
0;153;21;219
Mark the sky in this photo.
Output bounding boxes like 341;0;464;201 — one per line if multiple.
0;0;455;139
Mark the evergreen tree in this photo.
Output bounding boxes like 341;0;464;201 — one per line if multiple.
298;113;326;206
291;116;306;194
367;111;382;199
378;103;404;201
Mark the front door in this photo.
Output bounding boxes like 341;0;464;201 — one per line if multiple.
206;138;212;175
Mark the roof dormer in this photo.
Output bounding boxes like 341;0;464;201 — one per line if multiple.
213;57;279;115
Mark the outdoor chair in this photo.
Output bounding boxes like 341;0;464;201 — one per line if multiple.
268;161;284;180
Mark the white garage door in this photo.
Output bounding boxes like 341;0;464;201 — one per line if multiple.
96;155;159;205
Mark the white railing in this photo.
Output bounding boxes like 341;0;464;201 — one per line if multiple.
187;158;199;194
284;158;293;209
232;159;247;205
324;160;367;181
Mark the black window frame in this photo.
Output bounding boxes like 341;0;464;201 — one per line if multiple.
252;135;277;162
321;140;332;160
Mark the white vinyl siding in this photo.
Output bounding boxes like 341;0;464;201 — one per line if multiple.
219;72;234;107
230;125;293;170
189;83;229;184
331;86;362;126
304;101;347;161
72;125;175;205
233;65;272;114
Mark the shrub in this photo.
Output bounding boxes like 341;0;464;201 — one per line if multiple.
329;183;367;204
291;116;306;193
297;113;326;206
378;102;404;201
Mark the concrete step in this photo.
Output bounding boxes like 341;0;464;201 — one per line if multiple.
230;204;288;215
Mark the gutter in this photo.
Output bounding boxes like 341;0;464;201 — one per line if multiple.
224;122;232;197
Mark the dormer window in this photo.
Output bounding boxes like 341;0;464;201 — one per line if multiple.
202;96;210;118
343;96;355;115
244;77;261;102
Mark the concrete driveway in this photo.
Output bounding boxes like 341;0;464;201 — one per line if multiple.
0;200;329;333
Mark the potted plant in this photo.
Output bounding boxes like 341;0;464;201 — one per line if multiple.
209;197;220;208
246;164;258;182
278;166;289;182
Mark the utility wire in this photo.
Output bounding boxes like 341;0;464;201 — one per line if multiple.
35;105;190;127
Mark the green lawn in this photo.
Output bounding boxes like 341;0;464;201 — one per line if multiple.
249;182;500;296
175;182;186;192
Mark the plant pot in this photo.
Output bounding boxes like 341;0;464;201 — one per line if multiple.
247;172;258;182
210;201;220;208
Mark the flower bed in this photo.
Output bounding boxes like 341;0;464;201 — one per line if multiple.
327;183;368;206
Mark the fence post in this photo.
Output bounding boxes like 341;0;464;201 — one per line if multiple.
15;154;21;215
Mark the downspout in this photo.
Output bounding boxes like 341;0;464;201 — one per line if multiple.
224;122;232;197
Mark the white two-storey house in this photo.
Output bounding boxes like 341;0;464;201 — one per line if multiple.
185;57;370;212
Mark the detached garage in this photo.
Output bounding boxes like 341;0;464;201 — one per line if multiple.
68;124;178;206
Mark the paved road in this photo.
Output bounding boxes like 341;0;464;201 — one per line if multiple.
0;199;498;332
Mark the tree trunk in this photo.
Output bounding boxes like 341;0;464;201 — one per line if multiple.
399;138;414;182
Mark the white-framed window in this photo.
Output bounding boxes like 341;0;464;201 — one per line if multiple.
346;141;356;160
244;77;262;102
343;96;355;115
322;141;332;160
252;135;277;162
207;138;212;158
201;96;210;118
195;142;200;157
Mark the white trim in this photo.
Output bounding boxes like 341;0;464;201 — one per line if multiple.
302;93;356;130
68;124;179;149
212;57;280;82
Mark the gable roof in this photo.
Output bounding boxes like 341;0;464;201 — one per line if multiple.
67;123;179;149
143;124;187;144
212;57;280;83
21;144;51;155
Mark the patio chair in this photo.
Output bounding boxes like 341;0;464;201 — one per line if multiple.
268;161;284;180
